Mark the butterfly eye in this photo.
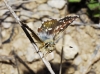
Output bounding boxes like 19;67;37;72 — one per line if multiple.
48;28;52;31
49;50;53;53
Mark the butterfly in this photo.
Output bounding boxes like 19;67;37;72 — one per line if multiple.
22;15;79;54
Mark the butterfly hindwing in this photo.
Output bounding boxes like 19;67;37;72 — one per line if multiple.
38;19;58;35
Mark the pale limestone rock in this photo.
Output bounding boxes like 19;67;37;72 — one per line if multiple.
27;21;42;34
2;23;12;28
37;4;52;11
63;35;79;59
56;35;79;59
74;71;81;74
35;0;47;3
37;4;60;13
20;16;30;20
25;44;40;62
0;10;8;16
22;1;38;10
2;17;13;28
81;54;88;61
73;56;82;65
20;10;33;18
47;0;66;9
67;67;75;74
45;51;54;61
32;11;54;19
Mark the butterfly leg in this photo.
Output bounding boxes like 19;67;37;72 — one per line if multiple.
37;48;51;58
42;47;54;58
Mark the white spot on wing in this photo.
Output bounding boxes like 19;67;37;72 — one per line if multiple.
63;21;65;23
60;27;63;29
48;28;52;30
68;21;71;23
55;26;59;30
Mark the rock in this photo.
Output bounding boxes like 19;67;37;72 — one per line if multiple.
2;23;12;28
10;67;17;74
73;56;82;65
0;49;8;55
22;1;38;10
56;35;79;59
35;0;47;3
17;51;24;57
37;4;60;13
74;71;81;74
20;10;34;20
0;10;8;16
1;28;11;42
27;22;34;29
81;54;88;61
25;44;40;62
32;11;54;19
80;14;91;23
5;17;14;22
2;17;13;28
20;10;33;18
45;51;54;61
47;0;66;9
52;8;60;13
32;4;60;19
37;4;52;11
92;23;100;29
20;15;30;20
31;21;42;33
63;35;79;59
67;67;75;74
33;3;60;19
85;25;96;38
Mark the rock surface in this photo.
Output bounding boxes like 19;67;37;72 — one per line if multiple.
47;0;66;9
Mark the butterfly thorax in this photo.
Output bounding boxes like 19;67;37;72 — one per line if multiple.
37;32;54;42
39;39;55;53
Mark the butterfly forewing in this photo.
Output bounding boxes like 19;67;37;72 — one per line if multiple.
53;15;79;35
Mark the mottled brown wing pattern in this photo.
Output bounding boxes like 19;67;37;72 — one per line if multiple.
53;15;79;35
38;15;79;41
38;19;58;34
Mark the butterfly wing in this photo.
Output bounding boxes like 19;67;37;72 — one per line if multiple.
38;15;79;41
38;19;58;41
53;15;79;35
